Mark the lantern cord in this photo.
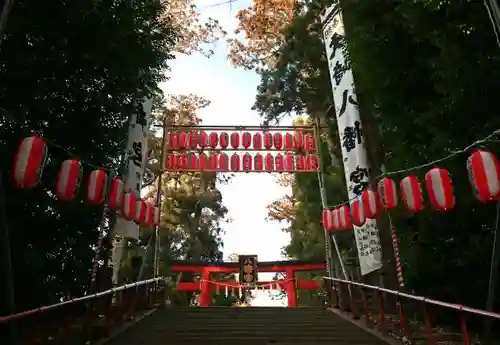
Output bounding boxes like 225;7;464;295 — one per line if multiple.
326;128;500;208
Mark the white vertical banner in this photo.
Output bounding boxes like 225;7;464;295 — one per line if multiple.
320;6;383;275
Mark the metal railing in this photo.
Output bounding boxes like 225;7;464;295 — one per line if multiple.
323;276;500;345
0;277;165;345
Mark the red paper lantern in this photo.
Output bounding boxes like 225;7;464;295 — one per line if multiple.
198;153;208;170
265;153;274;171
338;205;351;230
177;132;187;149
135;199;147;224
242;153;252;171
310;155;319;171
188;131;198;149
425;167;455;211
322;209;333;230
467;150;500;202
219;153;229;170
56;159;82;201
242;132;252;149
362;189;380;219
12;136;48;189
377;178;397;209
122;192;136;221
275;153;284;172
86;169;108;205
230;132;240;149
294;132;304;150
305;134;315;151
253;133;262;149
284;154;294;171
167;132;178;149
230;153;240;171
296;155;306;171
273;133;283;150
164;153;178;171
332;208;341;230
400;175;424;212
219;132;229;149
264;133;273;149
199;132;209;148
285;133;294;150
254;154;263;171
154;206;160;226
208;132;218;148
351;199;366;226
178;153;188;170
208;153;218;170
189;153;199;170
108;177;124;209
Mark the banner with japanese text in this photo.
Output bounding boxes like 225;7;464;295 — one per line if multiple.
320;6;382;275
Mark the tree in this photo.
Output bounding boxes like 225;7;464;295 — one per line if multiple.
0;0;176;313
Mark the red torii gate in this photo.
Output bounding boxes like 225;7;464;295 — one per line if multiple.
171;260;326;307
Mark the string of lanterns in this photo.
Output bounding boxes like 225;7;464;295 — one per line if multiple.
163;152;319;172
323;148;500;231
11;136;160;228
166;131;317;151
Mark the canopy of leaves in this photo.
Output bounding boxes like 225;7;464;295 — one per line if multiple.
244;0;500;308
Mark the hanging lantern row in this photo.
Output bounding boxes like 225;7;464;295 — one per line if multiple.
163;152;319;172
11;136;161;227
166;131;317;151
323;150;500;230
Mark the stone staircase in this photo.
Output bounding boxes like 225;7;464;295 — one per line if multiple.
105;306;390;345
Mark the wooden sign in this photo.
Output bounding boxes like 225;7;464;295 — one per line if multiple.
239;255;258;286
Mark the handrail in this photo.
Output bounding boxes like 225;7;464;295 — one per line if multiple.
0;277;164;323
323;276;500;320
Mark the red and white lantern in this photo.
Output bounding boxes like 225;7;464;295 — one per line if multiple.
242;132;252;149
377;177;398;209
265;153;274;172
273;133;283;150
322;209;333;231
135;199;148;224
254;154;263;171
230;132;240;149
242;153;252;171
351;198;366;226
219;153;229;170
331;208;341;230
253;133;262;149
86;169;108;205
467;150;500;203
108;177;124;209
208;132;218;148
362;189;380;219
230;153;240;171
400;175;424;212
12;136;48;189
56;159;82;201
425;167;455;211
122;192;136;221
219;132;229;149
275;154;284;171
263;133;273;149
338;205;351;230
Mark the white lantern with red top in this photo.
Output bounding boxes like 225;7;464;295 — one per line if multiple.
351;198;366;226
467;150;500;203
122;192;136;221
338;205;351;230
400;175;424;212
108;177;124;209
362;189;380;219
56;159;82;201
86;169;108;205
425;167;455;211
12;136;48;189
377;177;398;209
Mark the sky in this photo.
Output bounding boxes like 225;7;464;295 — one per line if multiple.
160;0;292;306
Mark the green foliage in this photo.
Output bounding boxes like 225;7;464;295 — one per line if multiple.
257;0;500;308
0;0;176;313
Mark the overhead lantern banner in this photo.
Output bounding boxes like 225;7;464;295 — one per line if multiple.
320;5;383;275
115;97;153;240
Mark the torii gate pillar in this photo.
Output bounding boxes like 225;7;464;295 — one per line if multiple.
199;268;211;307
286;269;297;307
